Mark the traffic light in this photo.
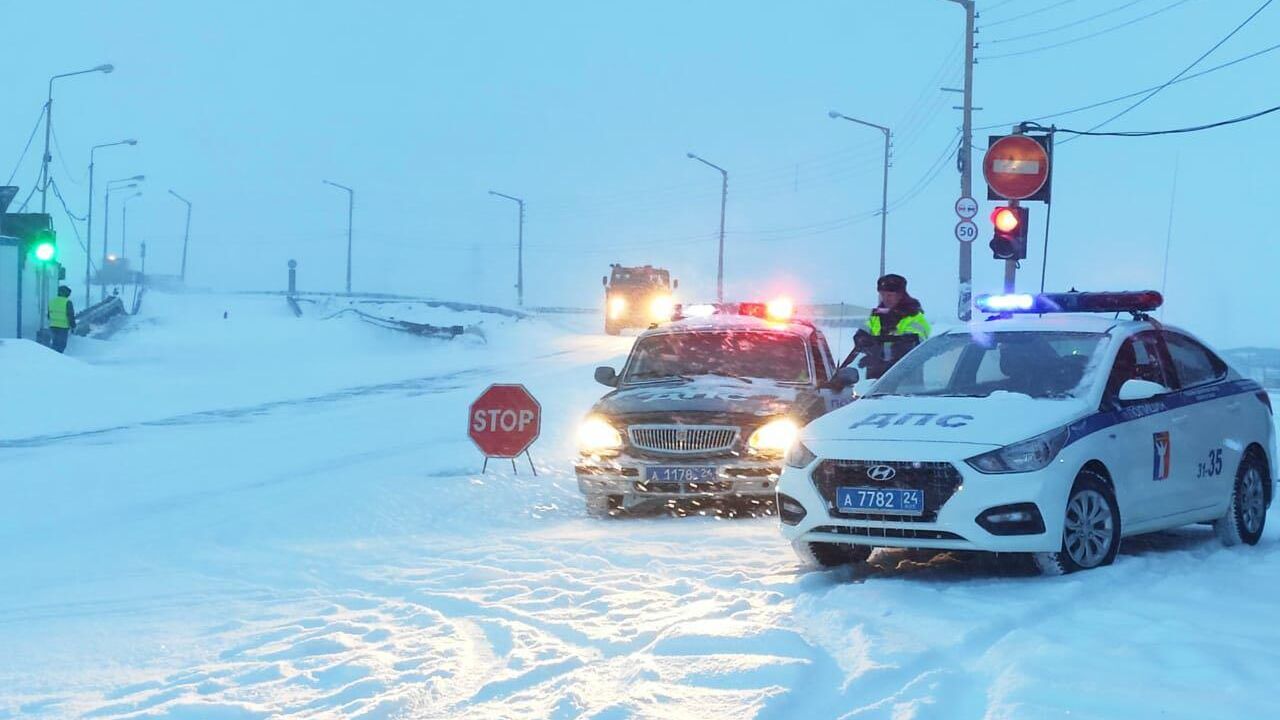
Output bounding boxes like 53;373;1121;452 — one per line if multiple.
29;229;57;264
989;206;1028;260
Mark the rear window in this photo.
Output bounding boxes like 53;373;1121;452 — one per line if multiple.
1164;332;1228;388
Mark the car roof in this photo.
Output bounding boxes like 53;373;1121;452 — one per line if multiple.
640;315;817;338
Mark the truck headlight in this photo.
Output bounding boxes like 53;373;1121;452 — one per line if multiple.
608;297;628;319
578;415;622;454
649;294;675;321
966;426;1069;474
749;418;799;456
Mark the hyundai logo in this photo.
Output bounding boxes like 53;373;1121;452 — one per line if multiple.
866;464;897;482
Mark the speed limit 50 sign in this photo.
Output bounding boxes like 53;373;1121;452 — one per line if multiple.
954;219;979;244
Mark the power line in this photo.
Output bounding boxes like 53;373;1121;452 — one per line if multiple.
982;0;1023;15
1070;0;1275;139
1025;103;1280;137
6;106;46;185
49;179;97;274
982;0;1078;29
987;0;1150;43
982;0;1196;60
976;41;1280;131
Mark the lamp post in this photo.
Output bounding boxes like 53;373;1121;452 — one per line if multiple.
487;190;525;307
87;139;137;307
686;152;728;303
40;64;114;213
828;110;892;278
122;192;143;261
168;190;192;282
103;176;143;299
321;180;354;294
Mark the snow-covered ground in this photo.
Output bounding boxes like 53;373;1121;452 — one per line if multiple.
2;292;1278;719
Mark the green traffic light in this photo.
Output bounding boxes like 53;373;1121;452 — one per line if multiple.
34;241;56;262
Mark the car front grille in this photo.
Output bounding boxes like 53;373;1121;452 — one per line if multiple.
811;460;963;523
628;425;739;455
811;525;966;541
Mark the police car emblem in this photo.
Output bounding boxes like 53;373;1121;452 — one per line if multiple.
866;465;897;481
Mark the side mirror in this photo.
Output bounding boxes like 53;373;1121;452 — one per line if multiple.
672;279;679;290
594;366;619;387
826;366;860;391
1118;378;1168;402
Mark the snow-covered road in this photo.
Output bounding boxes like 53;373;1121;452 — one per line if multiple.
2;293;1278;719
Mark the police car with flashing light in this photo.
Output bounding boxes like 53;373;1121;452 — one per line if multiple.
576;300;860;517
777;291;1276;574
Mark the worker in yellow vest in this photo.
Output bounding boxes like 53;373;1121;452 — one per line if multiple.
852;274;931;378
48;285;77;353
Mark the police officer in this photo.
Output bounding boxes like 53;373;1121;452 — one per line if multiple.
853;274;931;378
48;285;77;354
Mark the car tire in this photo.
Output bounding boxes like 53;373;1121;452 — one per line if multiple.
795;541;872;568
1034;470;1121;576
1215;451;1268;547
586;493;623;518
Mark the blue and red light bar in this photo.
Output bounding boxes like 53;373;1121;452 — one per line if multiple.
673;298;796;322
974;291;1163;316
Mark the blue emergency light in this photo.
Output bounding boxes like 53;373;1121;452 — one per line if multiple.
975;291;1163;316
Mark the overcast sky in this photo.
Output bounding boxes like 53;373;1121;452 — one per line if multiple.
5;0;1279;346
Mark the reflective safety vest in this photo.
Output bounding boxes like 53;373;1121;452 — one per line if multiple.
868;311;931;340
49;296;71;329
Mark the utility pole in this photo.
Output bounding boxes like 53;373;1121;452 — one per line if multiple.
488;190;526;307
87;140;136;308
686;153;729;303
322;180;354;294
168;189;192;282
828;111;892;277
947;0;976;321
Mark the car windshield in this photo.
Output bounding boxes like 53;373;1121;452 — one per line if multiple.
868;331;1107;399
624;330;811;384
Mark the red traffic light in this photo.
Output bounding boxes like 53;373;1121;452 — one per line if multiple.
991;207;1020;233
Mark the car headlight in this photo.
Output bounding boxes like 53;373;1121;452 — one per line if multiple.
785;441;817;469
749;418;799;456
966;426;1069;474
578;415;622;454
649;294;675;321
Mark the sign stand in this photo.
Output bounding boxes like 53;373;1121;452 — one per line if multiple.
481;450;537;476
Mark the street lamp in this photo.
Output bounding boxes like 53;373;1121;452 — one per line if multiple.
86;139;137;307
487;190;526;307
122;192;143;262
40;64;114;213
322;180;354;294
104;175;143;299
168;190;192;282
829;110;892;278
686;152;728;303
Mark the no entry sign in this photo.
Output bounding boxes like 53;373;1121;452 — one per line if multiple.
984;134;1051;201
469;384;541;459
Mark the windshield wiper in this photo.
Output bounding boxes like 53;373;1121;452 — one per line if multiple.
629;373;694;383
704;371;754;384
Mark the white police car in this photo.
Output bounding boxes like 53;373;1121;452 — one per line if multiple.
777;291;1276;574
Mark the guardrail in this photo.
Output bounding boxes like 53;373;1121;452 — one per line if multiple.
73;296;127;336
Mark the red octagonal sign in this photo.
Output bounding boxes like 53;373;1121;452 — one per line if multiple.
469;384;542;458
983;134;1050;200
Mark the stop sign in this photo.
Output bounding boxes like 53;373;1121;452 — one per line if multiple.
468;384;542;458
983;134;1050;200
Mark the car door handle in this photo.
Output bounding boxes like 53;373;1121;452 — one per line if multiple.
1227;400;1243;412
1172;414;1191;425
